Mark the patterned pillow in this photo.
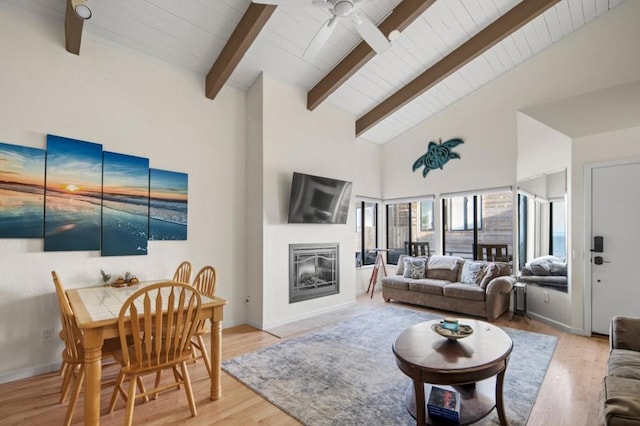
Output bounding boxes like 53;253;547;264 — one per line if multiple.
396;255;427;276
403;257;427;279
460;261;485;285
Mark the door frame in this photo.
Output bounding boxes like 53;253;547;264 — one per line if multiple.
583;157;640;334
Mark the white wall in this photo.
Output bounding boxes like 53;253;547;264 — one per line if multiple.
245;75;358;329
516;113;571;183
0;8;247;382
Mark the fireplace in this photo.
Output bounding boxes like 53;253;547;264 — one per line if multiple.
289;243;339;303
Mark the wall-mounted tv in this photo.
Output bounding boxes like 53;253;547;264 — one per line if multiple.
287;172;352;224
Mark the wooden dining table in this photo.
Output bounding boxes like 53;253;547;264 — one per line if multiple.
66;281;227;426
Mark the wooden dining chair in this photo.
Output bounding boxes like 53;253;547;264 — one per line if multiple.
476;244;510;262
108;282;202;426
172;261;192;283
190;265;217;376
52;271;125;426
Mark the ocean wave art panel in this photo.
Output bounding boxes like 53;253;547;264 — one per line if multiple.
0;142;45;238
44;134;103;251
102;151;150;256
149;168;188;241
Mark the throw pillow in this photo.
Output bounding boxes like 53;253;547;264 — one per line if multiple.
479;264;500;289
396;255;427;276
460;261;485;285
403;257;427;279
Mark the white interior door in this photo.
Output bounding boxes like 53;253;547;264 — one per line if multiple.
591;162;640;334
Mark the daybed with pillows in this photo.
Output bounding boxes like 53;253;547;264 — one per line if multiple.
519;255;568;290
381;255;515;321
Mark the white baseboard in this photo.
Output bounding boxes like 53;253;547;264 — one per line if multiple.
527;311;573;334
261;300;357;331
0;361;60;385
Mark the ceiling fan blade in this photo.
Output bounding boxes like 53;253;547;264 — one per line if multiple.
252;0;316;5
351;12;391;55
312;0;333;8
303;17;339;60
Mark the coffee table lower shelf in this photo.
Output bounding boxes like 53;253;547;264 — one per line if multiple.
405;377;497;425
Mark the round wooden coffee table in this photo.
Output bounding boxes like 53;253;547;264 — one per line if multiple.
393;319;513;425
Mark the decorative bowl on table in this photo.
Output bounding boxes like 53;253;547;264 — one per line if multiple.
431;322;474;340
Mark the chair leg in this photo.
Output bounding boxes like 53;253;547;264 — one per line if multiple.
124;374;138;426
153;371;162;399
196;334;212;377
64;365;84;426
137;376;149;403
108;370;126;414
59;360;68;376
180;362;197;417
59;364;74;403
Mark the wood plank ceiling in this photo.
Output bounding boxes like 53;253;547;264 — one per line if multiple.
2;0;626;144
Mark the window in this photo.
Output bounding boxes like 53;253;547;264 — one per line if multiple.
448;196;482;231
386;199;435;265
355;200;378;267
420;200;434;231
550;200;566;259
443;190;512;261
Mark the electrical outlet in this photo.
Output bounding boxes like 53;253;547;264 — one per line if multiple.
543;291;549;303
41;327;54;343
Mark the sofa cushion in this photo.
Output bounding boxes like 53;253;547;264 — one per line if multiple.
403;257;427;279
479;264;501;289
460;261;486;285
609;349;640;380
408;279;448;296
602;375;640;425
381;276;412;291
443;283;486;301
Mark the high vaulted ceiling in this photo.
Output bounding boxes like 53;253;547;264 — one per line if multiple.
2;0;625;144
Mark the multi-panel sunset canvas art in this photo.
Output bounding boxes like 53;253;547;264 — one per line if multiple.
0;134;188;254
149;169;188;241
101;152;150;256
0;142;45;238
44;135;103;252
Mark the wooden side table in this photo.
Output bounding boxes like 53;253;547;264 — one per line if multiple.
393;319;513;425
366;248;388;298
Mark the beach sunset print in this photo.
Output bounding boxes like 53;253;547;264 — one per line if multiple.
149;168;188;240
44;135;103;251
0;142;45;238
102;152;149;256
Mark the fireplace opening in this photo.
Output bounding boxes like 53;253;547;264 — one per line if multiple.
289;243;339;303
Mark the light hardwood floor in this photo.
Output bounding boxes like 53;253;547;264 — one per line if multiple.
0;292;608;425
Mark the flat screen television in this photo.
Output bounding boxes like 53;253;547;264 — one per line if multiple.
287;172;352;224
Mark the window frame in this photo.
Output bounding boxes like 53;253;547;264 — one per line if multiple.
355;199;378;267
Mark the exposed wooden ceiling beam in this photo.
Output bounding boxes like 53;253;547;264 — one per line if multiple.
307;0;438;111
206;3;276;100
64;0;84;55
355;0;560;137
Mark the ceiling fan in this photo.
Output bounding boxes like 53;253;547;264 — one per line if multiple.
252;0;392;60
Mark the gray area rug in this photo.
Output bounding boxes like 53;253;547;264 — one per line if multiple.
223;306;557;425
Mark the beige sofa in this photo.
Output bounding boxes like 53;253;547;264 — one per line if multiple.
381;255;514;321
600;316;640;425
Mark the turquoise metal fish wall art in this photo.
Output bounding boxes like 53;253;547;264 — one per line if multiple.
412;137;464;178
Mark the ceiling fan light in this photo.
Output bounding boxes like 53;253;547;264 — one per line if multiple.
71;0;92;20
388;29;401;41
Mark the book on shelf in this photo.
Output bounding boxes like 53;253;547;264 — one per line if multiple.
427;386;461;423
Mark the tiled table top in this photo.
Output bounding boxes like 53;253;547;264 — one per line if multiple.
70;281;217;322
